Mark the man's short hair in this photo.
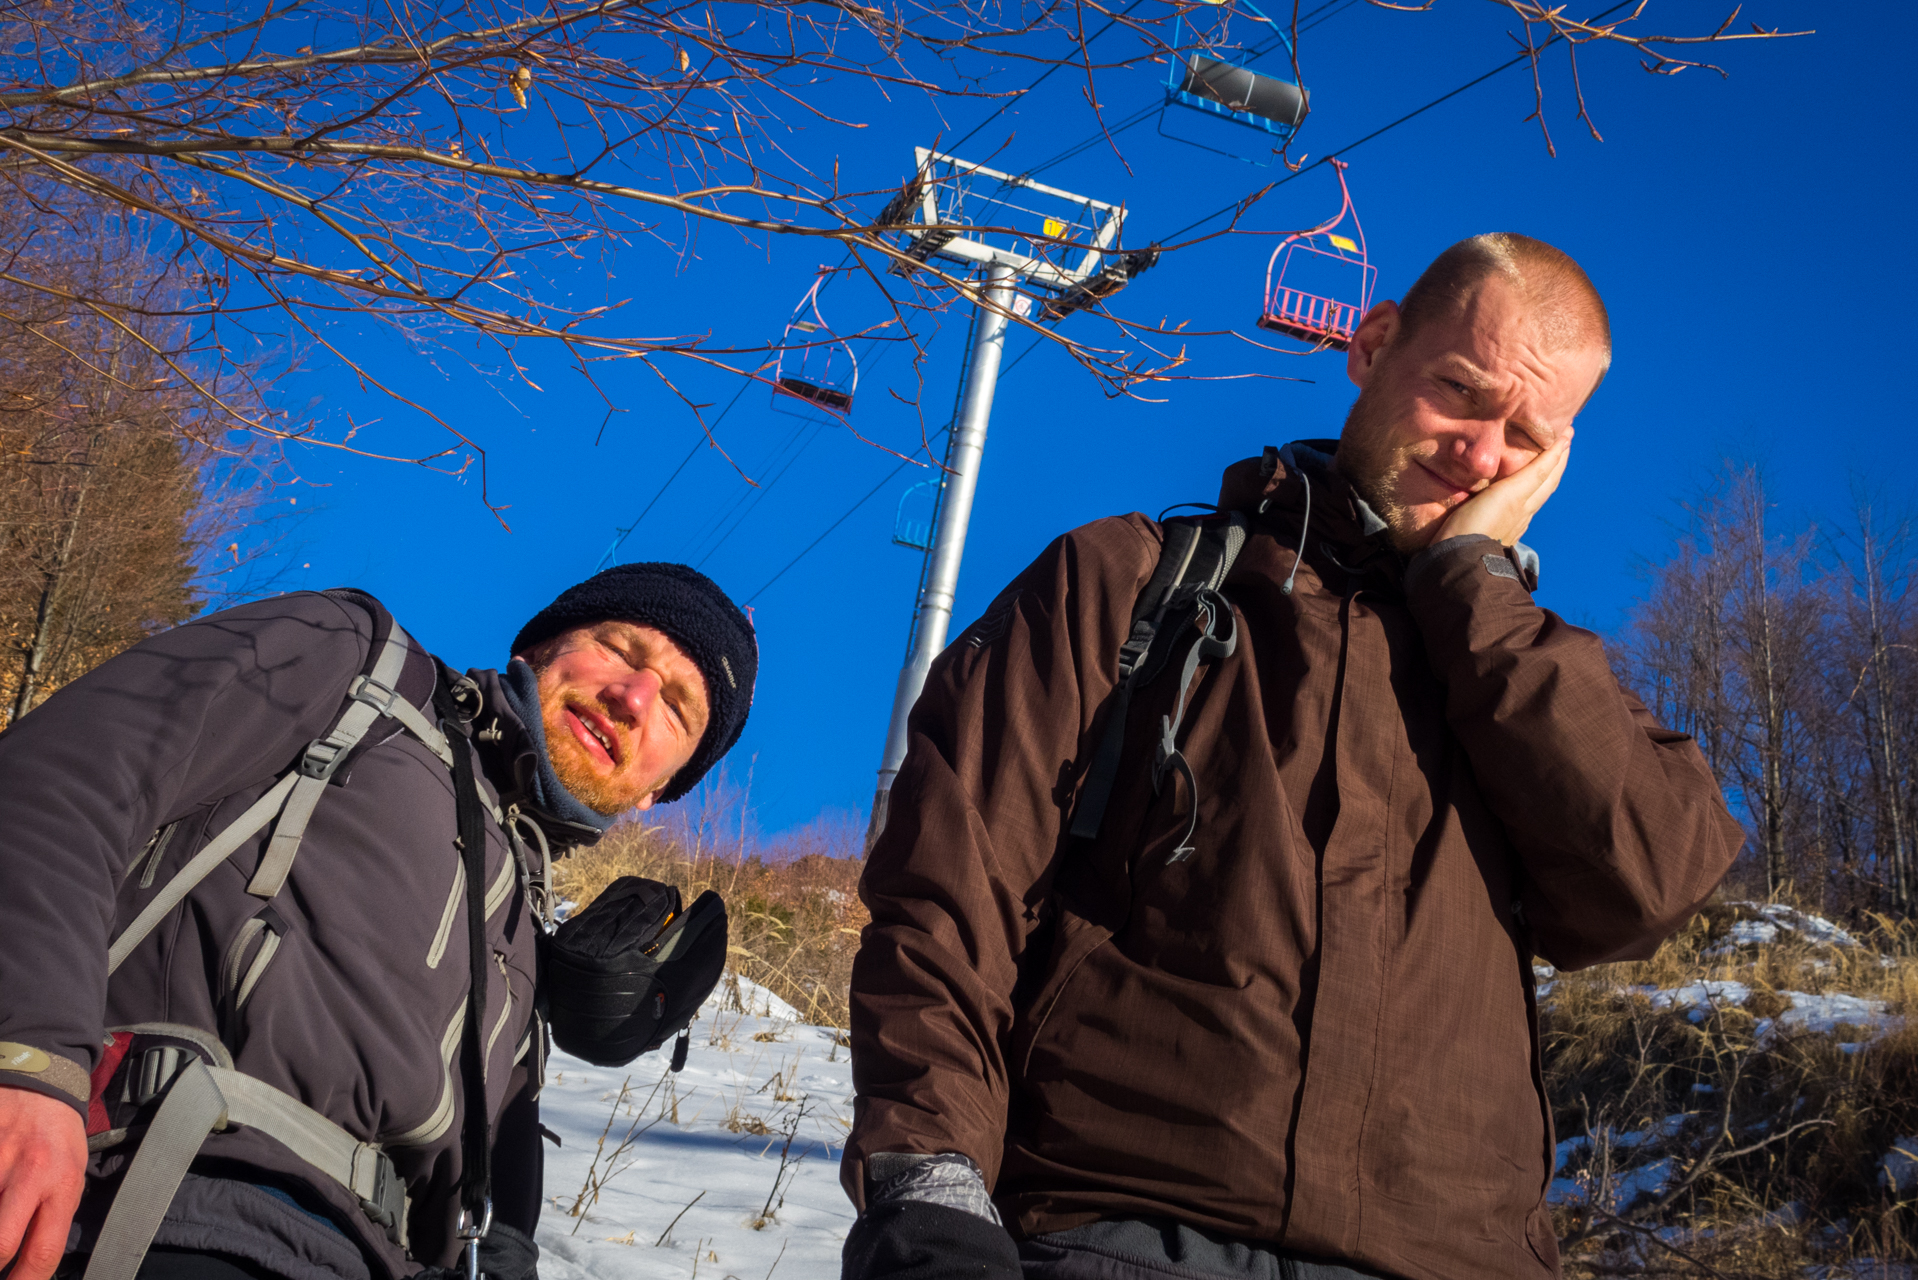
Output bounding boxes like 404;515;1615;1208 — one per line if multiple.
1397;233;1611;375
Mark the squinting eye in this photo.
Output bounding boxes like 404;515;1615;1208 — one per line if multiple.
1443;379;1470;394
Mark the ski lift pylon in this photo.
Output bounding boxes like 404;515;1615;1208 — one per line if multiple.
1159;0;1309;165
773;270;858;419
1258;159;1376;352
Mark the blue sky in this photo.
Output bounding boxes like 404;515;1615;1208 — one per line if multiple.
254;2;1908;837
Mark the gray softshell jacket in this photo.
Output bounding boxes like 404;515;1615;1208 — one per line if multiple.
0;591;585;1278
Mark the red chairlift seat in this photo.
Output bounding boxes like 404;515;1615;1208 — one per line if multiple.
772;273;858;419
1258;159;1376;352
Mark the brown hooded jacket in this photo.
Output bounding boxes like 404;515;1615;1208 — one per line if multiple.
843;445;1743;1280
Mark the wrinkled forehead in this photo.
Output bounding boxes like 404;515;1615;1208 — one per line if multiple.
1421;278;1606;417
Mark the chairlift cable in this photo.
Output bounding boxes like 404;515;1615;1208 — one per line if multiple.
681;414;820;564
594;249;866;571
741;333;1047;606
1003;0;1353;192
947;0;1151;156
1156;0;1637;245
677;320;925;568
592;383;748;571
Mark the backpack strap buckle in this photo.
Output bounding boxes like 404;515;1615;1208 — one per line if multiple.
356;1147;408;1242
298;737;348;780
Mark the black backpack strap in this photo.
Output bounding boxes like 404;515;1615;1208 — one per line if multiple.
433;678;494;1273
1067;512;1247;843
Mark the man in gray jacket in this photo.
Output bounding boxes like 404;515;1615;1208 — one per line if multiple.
0;563;757;1280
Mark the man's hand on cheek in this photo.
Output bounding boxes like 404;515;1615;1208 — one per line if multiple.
1430;434;1572;549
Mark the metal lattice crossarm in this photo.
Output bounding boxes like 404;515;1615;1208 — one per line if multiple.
884;149;1130;298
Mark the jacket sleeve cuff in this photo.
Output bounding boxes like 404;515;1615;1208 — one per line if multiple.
0;1042;91;1116
1405;534;1539;598
868;1153;1002;1225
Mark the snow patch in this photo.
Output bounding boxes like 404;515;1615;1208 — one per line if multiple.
1634;980;1752;1022
1761;991;1902;1046
1879;1137;1918;1194
534;973;853;1280
1705;902;1861;956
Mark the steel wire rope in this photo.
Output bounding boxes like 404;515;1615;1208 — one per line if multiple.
673;5;1157;575
1153;0;1639;246
677;318;927;569
944;0;1152;157
736;0;1637;603
680;414;821;563
742;333;1047;606
593;250;868;571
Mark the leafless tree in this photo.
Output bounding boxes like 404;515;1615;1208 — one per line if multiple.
0;202;267;724
0;0;1804;513
1622;465;1827;899
1825;494;1918;914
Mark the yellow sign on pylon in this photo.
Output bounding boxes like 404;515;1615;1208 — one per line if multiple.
1042;217;1067;238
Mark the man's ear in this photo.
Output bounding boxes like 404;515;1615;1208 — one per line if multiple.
1346;299;1400;389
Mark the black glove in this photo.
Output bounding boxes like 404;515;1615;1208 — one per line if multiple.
410;1222;539;1280
545;879;728;1067
842;1201;1022;1280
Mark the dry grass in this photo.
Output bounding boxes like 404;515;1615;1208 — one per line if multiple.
552;788;867;1028
1545;899;1918;1276
559;780;1918;1274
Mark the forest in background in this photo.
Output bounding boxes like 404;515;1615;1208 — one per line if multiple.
1619;466;1918;923
0;195;268;729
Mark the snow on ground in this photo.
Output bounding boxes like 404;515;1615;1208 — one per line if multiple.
1640;980;1753;1022
1622;981;1903;1047
1549;1114;1693;1209
534;976;854;1280
1766;991;1902;1044
1705;903;1862;956
1878;1136;1918;1193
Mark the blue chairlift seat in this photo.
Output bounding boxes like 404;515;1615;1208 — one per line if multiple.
1160;0;1309;164
892;479;938;551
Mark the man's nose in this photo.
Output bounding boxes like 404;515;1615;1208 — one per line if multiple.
608;669;664;725
1449;422;1505;481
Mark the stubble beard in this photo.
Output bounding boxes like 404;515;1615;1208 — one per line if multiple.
540;698;645;815
1335;385;1429;552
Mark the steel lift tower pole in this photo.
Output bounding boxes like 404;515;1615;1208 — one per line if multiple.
871;264;1014;827
866;149;1152;846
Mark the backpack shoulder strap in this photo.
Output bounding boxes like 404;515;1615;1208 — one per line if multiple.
107;592;448;974
1067;511;1247;842
81;1028;412;1280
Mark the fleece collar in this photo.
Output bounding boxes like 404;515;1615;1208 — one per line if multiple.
465;663;614;849
1229;439;1541;589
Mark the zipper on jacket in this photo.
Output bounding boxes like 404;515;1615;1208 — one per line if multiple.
132;821;181;889
425;842;517;969
220;906;286;1043
386;1003;466;1147
484;951;514;1081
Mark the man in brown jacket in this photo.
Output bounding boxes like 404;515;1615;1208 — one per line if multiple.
841;234;1743;1280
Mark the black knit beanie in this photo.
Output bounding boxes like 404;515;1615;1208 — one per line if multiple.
511;563;757;804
